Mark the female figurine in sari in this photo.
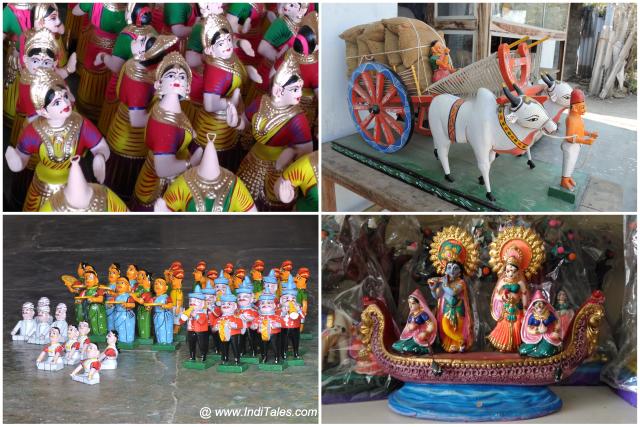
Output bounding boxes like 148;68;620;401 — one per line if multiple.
133;269;153;343
392;289;437;355
94;2;154;134
427;226;479;353
488;226;545;352
152;278;174;345
157;138;257;212
105;263;120;331
77;267;108;338
195;14;261;172
3;3;33;127
71;3;127;121
519;291;562;358
111;277;136;344
131;52;203;210
554;289;575;340
5;69;110;212
104;29;178;200
227;53;313;210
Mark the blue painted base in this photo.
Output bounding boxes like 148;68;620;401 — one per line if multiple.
388;383;562;422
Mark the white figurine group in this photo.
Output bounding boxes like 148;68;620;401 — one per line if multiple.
11;298;119;386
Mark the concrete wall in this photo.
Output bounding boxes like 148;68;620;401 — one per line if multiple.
320;2;398;143
564;3;585;79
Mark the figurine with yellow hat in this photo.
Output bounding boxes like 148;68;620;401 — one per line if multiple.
104;27;179;201
131;51;204;210
488;226;545;352
427;226;479;353
227;51;313;211
6;68;111;212
561;88;598;191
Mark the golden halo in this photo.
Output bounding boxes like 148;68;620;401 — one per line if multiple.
489;226;545;279
429;226;479;276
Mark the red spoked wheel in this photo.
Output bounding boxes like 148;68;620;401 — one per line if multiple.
348;62;414;153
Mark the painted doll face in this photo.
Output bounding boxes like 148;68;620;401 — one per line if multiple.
193;268;204;281
237;292;252;308
235;270;246;280
154;279;168;296
108;268;119;284
214;283;228;295
22;306;35;320
408;297;420;312
274;80;304;106
280;294;296;306
78;322;90;336
198;2;224;17
49;327;61;342
86;343;100;359
24;51;56;74
137;270;151;290
131;34;150;59
189;297;205;310
294;274;307;289
533;301;546;313
40;87;72;121
254;264;264;272
282;3;307;23
504;263;519;280
84;271;98;288
224;264;234;274
265;281;278;295
557;291;567;303
126;265;138;281
55;306;66;320
221;300;237;315
208;32;233;59
259;299;276;314
116;278;130;294
205;294;216;308
156;66;189;99
77;263;86;278
67;325;79;340
35;8;63;33
445;262;461;279
106;330;118;345
37;309;49;321
572;102;586;115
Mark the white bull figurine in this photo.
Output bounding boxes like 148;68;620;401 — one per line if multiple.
523;73;573;168
429;84;557;201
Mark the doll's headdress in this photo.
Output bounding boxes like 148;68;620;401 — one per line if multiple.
29;68;66;110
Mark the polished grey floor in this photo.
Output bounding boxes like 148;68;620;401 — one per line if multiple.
3;215;319;423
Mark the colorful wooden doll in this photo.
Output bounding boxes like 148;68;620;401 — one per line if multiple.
36;326;64;371
554;289;575;340
223;263;235;282
279;260;293;293
5;69;111;212
275;151;318;211
427;226;479;353
51;303;68;342
253;292;283;364
63;325;82;366
279;276;305;359
11;302;36;341
232;268;247;292
37;297;53;323
99;330;119;369
519;291;563;358
77;321;91;357
126;264;139;289
162;2;198;54
210;288;244;365
131;51;203;210
561;88;598;191
251;260;265;293
39;156;128;212
392;289;437;355
156;138;256;212
226;3;267;67
111;277;136;344
293;267;310;327
104;29;178;201
70;343;101;385
171;268;185;335
95;2;154;135
488;226;545;352
228;53;313;210
151;278;174;345
78;267;108;337
133;269;153;343
195;14;261;172
29;305;51;345
71;3;127;121
192;261;207;291
179;285;210;362
258;3;309;65
262;269;280;300
3;3;33;127
429;40;455;83
105;263;120;332
237;277;259;357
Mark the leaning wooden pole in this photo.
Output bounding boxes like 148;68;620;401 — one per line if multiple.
599;28;636;98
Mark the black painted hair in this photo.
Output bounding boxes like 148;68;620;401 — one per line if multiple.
293;25;316;54
283;74;301;88
50;326;60;334
112;262;121;273
27;47;55;59
129;264;139;271
43;85;66;108
132;3;152;26
31;5;56;23
210;28;230;46
139;37;165;68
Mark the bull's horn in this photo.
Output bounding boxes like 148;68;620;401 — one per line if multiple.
513;83;524;96
502;84;520;108
547;73;556;82
540;73;553;88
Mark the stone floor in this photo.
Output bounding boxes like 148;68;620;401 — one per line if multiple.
3;215;319;423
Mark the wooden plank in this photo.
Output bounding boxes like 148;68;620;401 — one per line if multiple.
477;3;491;59
322;174;337;212
432;19;478;31
322;148;464;212
491;18;566;40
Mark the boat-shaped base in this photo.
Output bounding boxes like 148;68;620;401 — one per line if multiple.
388;383;562;422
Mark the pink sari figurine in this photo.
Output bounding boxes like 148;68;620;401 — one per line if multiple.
519;291;562;358
554;289;575;340
392;289;437;355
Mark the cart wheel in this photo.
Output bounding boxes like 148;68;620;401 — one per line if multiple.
348;62;413;153
498;42;531;90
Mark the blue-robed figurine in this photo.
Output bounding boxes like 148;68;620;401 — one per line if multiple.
152;277;174;345
105;263;120;332
113;277;136;344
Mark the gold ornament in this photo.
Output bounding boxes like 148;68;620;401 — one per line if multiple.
135;33;178;62
32;3;58;27
300;10;318;38
489;226;545;279
273;51;302;88
155;52;193;88
201;14;232;50
429;226;479;276
30;68;67;111
23;28;59;57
